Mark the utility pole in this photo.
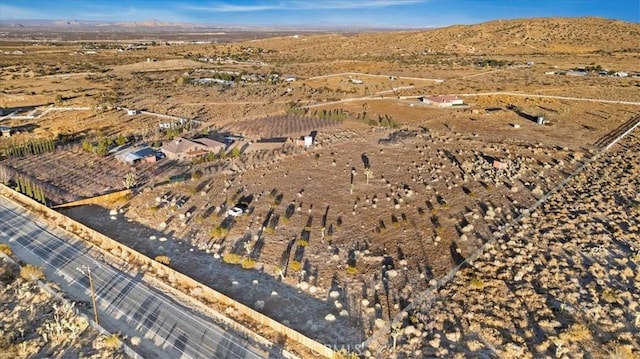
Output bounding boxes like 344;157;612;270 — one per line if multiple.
78;265;99;325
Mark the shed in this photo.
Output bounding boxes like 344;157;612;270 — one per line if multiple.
493;160;508;170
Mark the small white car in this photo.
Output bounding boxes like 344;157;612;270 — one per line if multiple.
227;206;244;217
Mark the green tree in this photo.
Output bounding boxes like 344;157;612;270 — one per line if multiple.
116;133;127;146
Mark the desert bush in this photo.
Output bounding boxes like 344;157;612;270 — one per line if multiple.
101;334;122;350
154;255;171;266
602;288;617;303
223;253;242;264
241;257;256;269
334;349;359;359
210;226;229;238
149;205;159;212
0;243;12;256
20;264;44;281
192;170;203;180
289;260;302;272
297;239;309;247
346;266;358;275
470;277;484;289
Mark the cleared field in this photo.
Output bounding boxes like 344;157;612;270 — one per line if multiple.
223;114;342;137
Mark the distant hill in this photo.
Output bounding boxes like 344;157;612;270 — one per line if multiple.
249;17;640;57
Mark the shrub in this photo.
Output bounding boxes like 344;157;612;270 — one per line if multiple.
602;289;617;303
101;334;122;350
0;243;12;256
470;277;484;289
192;170;203;180
154;255;171;266
297;239;309;247
264;227;274;235
223;253;242;264
149;205;159;212
20;264;44;281
210;226;228;238
222;253;242;264
346;266;358;275
289;260;302;272
241;257;256;269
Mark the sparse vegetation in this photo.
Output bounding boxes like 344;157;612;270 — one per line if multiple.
0;243;12;256
289;260;302;272
154;255;171;266
20;264;44;281
100;334;122;351
223;253;242;265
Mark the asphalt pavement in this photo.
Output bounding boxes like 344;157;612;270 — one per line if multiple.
0;196;277;359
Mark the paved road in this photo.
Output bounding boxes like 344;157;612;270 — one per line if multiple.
0;196;274;359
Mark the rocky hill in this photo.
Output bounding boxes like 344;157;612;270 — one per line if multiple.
251;17;640;58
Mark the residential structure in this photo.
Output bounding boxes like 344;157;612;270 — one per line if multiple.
418;95;464;107
116;146;159;165
160;137;226;160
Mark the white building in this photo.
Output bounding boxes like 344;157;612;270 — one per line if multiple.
418;95;464;107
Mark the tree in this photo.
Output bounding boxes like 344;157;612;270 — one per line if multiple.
123;172;138;189
364;168;374;184
82;140;93;152
116;133;127;146
390;321;403;352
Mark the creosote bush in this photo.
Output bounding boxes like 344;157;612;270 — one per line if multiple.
297;239;309;247
470;277;484;289
0;243;12;256
289;260;302;272
101;334;122;350
20;264;44;281
241;257;256;269
210;226;229;238
346;266;358;275
223;253;242;264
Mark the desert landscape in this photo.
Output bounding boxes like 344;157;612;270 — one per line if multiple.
1;13;639;359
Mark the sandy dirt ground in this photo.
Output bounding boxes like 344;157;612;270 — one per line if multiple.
373;132;640;358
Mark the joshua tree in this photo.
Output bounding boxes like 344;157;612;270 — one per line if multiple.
390;320;403;352
243;240;253;257
350;167;357;194
123;172;138;189
364;168;374;184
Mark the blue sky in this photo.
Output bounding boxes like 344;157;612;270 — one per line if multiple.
1;0;638;27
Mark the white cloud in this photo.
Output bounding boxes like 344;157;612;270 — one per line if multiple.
185;0;426;12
